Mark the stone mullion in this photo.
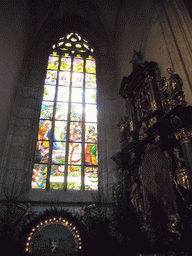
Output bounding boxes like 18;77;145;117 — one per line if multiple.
64;56;74;191
46;56;62;190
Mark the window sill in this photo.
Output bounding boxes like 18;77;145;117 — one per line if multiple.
25;189;100;204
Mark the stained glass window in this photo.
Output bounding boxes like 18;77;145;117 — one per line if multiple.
32;33;98;191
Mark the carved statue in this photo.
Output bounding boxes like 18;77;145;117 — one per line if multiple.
167;68;183;97
130;50;143;69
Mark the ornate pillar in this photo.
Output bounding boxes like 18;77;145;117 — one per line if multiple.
175;128;192;188
126;99;138;132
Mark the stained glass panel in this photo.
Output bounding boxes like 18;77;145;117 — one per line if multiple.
72;73;83;87
43;85;56;101
73;57;83;72
59;71;70;86
70;104;82;121
36;122;52;163
86;74;96;88
60;56;71;71
50;165;64;190
71;87;83;103
40;101;54;119
57;86;69;102
47;55;59;70
52;143;66;164
85;143;98;166
55;103;68;120
85;167;98;190
68;143;81;165
69;122;82;142
32;164;47;189
86;58;96;74
54;121;67;141
85;88;96;104
85;104;97;122
45;70;57;85
85;123;97;143
67;166;81;190
33;32;98;190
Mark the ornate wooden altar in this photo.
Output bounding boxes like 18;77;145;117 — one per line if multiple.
112;55;192;255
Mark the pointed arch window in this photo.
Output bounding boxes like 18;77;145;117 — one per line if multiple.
32;33;98;191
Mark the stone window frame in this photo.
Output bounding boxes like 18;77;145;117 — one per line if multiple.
0;28;112;203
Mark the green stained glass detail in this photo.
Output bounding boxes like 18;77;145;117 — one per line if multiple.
86;74;96;88
71;87;83;103
86;58;96;74
32;164;47;189
69;122;82;142
57;86;69;102
45;70;57;85
85;123;97;143
51;142;66;164
47;55;59;70
55;103;68;120
40;101;54;119
72;73;83;87
73;57;84;72
59;71;70;86
43;85;56;101
50;165;64;190
85;143;98;166
85;104;97;122
68;143;81;165
85;88;96;104
60;56;71;71
85;167;98;190
54;121;67;141
67;166;81;190
70;104;82;121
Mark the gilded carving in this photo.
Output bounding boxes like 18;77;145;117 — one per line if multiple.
173;146;189;189
135;86;152;122
168;213;182;239
175;128;192;144
155;67;186;113
130;176;143;212
129;120;134;132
